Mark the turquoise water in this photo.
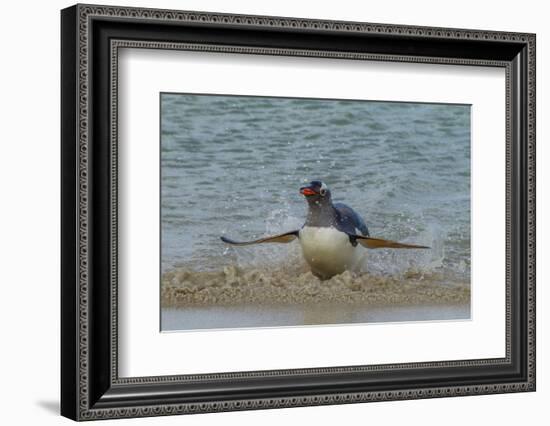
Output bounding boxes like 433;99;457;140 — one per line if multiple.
160;93;470;284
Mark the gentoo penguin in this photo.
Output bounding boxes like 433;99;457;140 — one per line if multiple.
221;180;429;279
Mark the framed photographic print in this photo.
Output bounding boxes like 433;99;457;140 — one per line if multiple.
61;3;536;421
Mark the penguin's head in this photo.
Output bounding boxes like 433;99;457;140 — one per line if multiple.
300;180;332;206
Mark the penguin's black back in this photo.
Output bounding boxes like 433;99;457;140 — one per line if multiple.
333;203;370;236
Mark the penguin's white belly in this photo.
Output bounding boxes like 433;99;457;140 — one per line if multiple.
299;226;361;279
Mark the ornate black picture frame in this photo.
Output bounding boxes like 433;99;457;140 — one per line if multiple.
61;3;536;421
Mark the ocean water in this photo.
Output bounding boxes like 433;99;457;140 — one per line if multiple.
160;93;471;330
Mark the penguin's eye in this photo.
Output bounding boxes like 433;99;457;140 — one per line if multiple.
319;188;326;196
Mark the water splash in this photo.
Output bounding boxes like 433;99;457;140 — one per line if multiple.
164;209;469;308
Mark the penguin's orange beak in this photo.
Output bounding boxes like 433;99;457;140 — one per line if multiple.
300;187;316;196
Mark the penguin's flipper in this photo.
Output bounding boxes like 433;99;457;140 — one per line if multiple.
350;234;430;249
221;230;299;246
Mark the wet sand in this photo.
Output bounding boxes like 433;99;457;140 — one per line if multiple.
161;302;470;331
161;265;470;331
